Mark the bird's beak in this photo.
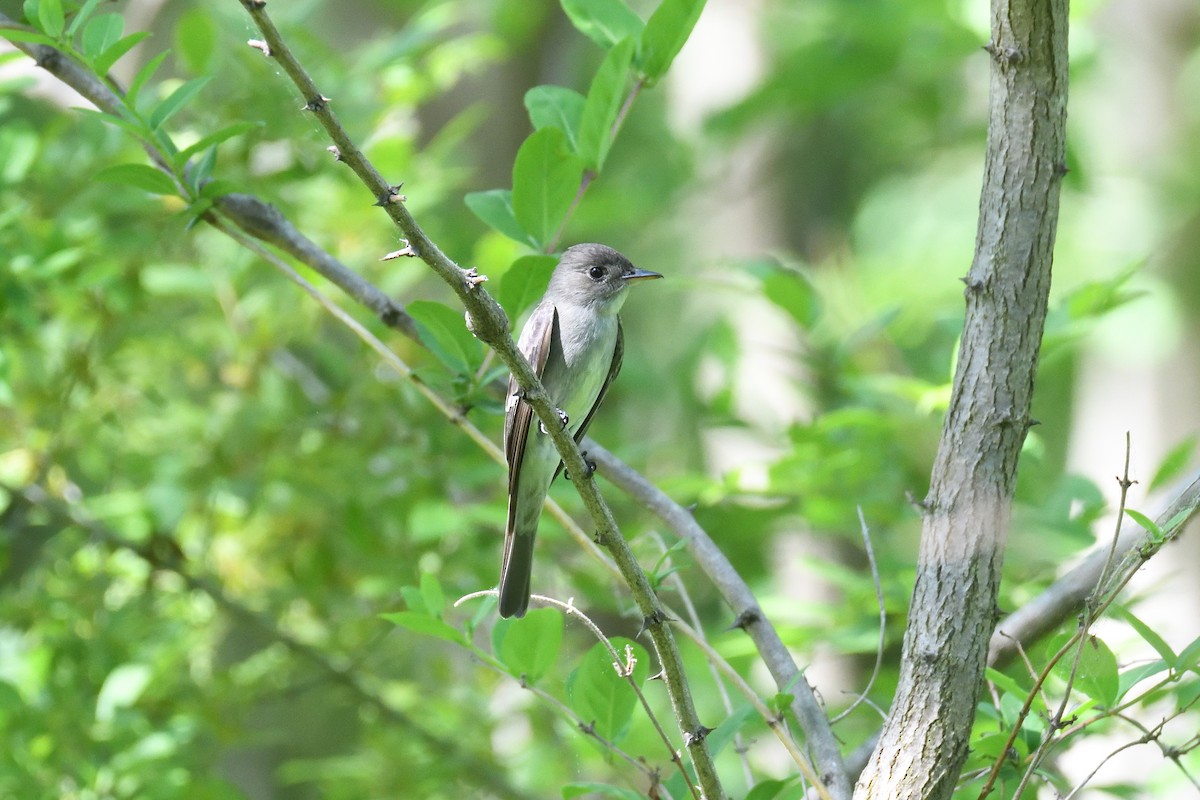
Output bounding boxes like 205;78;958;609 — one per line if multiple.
623;268;663;283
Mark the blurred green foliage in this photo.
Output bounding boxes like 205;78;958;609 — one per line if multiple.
2;0;1200;798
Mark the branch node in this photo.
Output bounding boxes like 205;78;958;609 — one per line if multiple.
728;608;761;632
326;145;343;162
381;240;417;261
240;0;267;9
983;41;1023;65
302;95;331;112
373;185;406;206
905;490;930;513
1054;161;1070;177
247;39;272;57
461;267;488;291
683;725;713;747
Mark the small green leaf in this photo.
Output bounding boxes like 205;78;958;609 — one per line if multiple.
638;0;706;81
174;6;217;74
81;12;123;60
577;37;634;171
380;611;467;645
95;663;151;724
197;179;246;200
93;31;150;76
1124;508;1163;541
565;637;649;742
1148;435;1197;494
1117;659;1169;700
72;107;148;140
745;779;789;800
67;0;106;38
0;28;58;46
148;76;211;130
705;702;756;757
511;127;583;249
524;85;586;151
562;783;645;800
465;189;537;248
419;571;446;620
37;0;64;38
761;265;818;328
407;299;485;375
493;608;562;683
1059;635;1119;707
176;121;261;167
187;146;217;193
127;49;169;110
1178;636;1200;672
94;163;178;195
560;0;645;50
1112;604;1176;665
498;255;557;319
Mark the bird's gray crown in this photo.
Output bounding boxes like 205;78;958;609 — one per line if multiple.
546;243;653;308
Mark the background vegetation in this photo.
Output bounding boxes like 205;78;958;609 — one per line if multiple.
2;0;1199;798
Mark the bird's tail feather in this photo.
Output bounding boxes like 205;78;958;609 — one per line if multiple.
498;528;534;618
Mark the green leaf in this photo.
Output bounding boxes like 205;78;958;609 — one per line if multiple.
524;85;586;151
562;783;645;800
186;146;217;194
560;0;645;50
705;702;756;757
176;122;261;167
1124;508;1163;541
407;300;484;375
419;571;446;620
465;189;537;248
1112;604;1176;665
638;0;706;81
148;76;211;130
93;164;178;195
511;126;583;249
127;49;169;110
81;12;123;60
1117;659;1169;701
565;637;649;742
745;779;789;800
93;31;150;76
72;107;147;140
1061;635;1120;707
1148;435;1197;494
498;255;557;319
493;608;562;683
94;663;151;724
380;611;467;645
577;37;634;171
761;266;818;328
0;28;58;46
174;6;217;74
67;0;106;38
1178;636;1200;672
37;0;64;38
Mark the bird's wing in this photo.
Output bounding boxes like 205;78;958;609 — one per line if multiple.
550;319;623;481
504;304;559;496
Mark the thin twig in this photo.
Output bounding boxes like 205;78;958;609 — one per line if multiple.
831;508;886;724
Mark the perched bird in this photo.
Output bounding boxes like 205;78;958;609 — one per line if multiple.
499;243;662;618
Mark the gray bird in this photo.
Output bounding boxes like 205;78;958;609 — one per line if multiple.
499;243;662;618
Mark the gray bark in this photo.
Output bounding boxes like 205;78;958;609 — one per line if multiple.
855;0;1069;797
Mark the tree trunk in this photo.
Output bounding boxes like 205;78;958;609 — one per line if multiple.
855;0;1069;797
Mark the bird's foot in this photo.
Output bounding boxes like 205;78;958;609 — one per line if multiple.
538;407;570;435
565;451;597;482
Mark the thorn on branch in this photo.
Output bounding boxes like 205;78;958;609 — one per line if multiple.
906;490;930;513
683;726;713;746
638;608;669;637
729;608;761;632
1054;162;1070;177
461;267;487;291
240;0;267;9
983;41;1023;65
34;48;60;70
247;39;271;57
960;273;986;293
577;720;596;735
381;240;417;261
326;145;343;162
373;184;406;206
648;669;665;682
302;96;332;112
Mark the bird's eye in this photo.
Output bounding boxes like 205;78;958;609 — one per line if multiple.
588;266;606;281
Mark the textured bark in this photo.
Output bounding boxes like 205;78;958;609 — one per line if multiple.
855;1;1069;798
